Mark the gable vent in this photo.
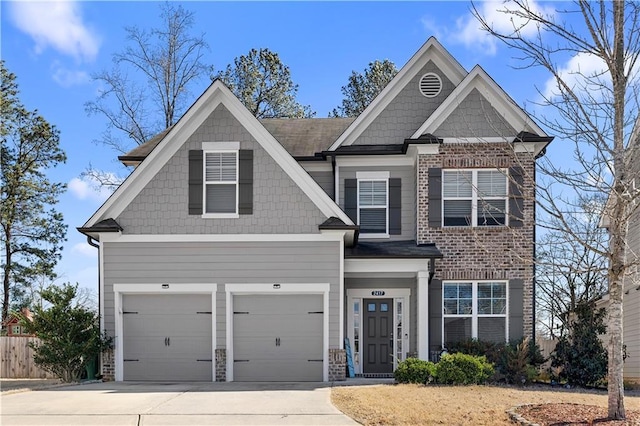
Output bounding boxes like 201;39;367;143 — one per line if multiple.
419;73;442;98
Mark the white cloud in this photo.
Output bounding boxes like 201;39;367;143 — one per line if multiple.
51;61;90;87
542;52;608;100
71;242;97;258
9;1;100;62
425;1;555;56
68;175;116;202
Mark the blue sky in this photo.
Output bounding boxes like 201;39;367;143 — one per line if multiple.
1;1;571;299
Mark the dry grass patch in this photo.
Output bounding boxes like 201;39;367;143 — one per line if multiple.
331;384;640;425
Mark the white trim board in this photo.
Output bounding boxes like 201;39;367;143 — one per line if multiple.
112;283;218;382
329;37;467;151
345;258;431;274
224;283;331;382
99;233;345;243
83;80;354;229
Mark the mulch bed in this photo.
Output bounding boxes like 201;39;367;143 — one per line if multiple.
516;403;640;425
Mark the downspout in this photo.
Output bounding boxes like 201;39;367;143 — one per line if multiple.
86;235;102;377
331;155;337;201
428;258;436;284
532;166;537;344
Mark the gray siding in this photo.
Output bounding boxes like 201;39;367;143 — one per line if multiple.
308;171;334;198
117;104;327;234
338;165;416;240
435;88;517;137
353;61;456;146
624;202;640;380
345;278;417;355
103;241;341;349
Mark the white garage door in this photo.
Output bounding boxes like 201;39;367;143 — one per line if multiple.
233;294;323;381
123;294;213;381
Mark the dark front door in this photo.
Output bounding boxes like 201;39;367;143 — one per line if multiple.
363;298;393;374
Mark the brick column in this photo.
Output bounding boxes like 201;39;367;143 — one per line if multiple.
101;349;115;381
215;349;226;382
329;349;346;381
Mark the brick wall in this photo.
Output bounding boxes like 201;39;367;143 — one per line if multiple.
101;349;115;381
417;143;536;338
329;348;346;381
215;349;226;382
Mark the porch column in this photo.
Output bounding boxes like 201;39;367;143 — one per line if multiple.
417;270;430;360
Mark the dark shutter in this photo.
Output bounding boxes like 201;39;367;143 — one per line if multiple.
429;280;443;354
508;279;524;341
344;179;357;223
389;178;401;235
238;150;253;215
428;168;442;228
509;166;524;228
188;150;203;215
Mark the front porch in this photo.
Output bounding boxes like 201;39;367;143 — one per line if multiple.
343;240;442;376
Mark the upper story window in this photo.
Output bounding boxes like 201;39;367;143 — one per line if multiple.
357;171;389;236
442;169;507;227
204;151;238;215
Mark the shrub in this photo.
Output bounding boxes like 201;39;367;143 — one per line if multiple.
551;301;607;387
435;353;494;385
394;357;436;384
22;284;112;383
447;338;545;385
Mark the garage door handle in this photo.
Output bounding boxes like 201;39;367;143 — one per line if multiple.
168;337;170;346
234;360;250;363
308;359;323;362
276;337;280;346
164;337;168;346
124;359;139;362
197;359;212;362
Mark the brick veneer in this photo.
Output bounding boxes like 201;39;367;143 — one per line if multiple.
101;349;115;381
215;349;226;382
417;143;536;339
329;349;346;381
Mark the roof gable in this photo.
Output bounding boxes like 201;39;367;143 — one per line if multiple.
83;80;354;228
328;37;468;151
411;65;547;139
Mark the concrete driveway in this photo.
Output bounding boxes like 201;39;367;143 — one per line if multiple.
0;381;360;425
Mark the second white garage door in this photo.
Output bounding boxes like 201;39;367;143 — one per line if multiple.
233;294;323;381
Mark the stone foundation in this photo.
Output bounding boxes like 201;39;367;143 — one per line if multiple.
329;349;346;381
215;349;226;382
101;349;115;381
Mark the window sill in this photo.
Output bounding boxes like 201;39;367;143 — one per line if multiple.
201;213;239;219
359;233;390;239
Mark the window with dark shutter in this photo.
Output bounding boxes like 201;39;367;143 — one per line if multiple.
205;151;237;214
238;150;253;215
389;178;402;235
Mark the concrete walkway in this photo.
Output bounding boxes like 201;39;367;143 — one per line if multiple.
0;381;362;425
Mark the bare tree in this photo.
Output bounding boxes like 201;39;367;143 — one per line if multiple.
85;2;209;187
536;193;608;338
474;0;640;418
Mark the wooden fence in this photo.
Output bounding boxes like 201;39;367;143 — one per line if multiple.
536;338;558;370
0;336;56;378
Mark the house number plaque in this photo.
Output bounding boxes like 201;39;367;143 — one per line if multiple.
371;290;385;296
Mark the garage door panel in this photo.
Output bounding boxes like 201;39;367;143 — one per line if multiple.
234;360;323;382
233;294;323;382
234;336;322;359
122;294;213;381
234;294;322;314
233;314;322;337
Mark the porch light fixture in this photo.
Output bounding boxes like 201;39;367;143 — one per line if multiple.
162;284;170;289
273;283;281;289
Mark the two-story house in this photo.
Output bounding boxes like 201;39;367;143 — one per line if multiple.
79;38;552;382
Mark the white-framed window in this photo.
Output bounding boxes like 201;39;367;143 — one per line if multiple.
204;150;238;216
442;169;507;227
442;281;508;345
357;171;389;236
